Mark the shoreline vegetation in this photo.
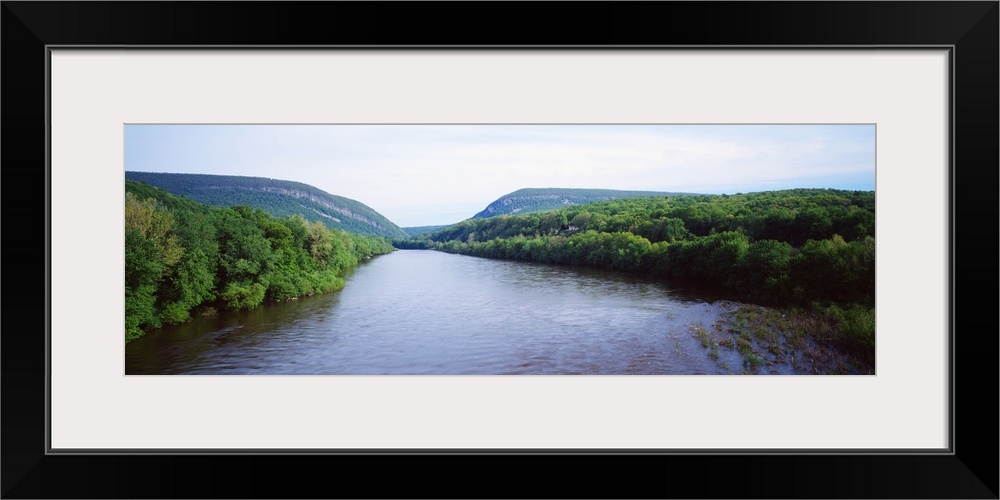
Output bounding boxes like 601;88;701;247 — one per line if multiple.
126;180;875;374
393;189;876;373
696;302;875;374
125;180;395;342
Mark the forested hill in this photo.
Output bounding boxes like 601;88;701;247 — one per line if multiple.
405;188;876;307
472;188;696;219
124;180;396;341
396;188;876;370
125;172;407;238
402;225;451;237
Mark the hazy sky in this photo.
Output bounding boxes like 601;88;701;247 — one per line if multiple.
125;124;875;227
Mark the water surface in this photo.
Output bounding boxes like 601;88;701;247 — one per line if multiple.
125;250;740;374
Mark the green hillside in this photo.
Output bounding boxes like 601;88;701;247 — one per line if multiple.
124;180;396;342
124;172;407;238
405;188;875;306
472;188;696;219
402;225;451;237
398;188;876;371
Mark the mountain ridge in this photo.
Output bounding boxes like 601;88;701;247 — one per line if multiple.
473;187;698;219
124;172;407;238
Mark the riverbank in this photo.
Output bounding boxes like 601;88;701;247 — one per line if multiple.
692;301;875;374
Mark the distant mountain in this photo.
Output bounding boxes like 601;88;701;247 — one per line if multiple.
124;172;407;238
401;225;452;237
472;188;697;218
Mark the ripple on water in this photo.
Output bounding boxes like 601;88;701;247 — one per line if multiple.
127;251;760;375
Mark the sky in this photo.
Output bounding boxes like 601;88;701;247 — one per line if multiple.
125;124;875;227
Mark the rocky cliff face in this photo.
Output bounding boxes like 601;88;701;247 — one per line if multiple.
256;186;390;230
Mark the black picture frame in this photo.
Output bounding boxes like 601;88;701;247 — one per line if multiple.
3;2;997;498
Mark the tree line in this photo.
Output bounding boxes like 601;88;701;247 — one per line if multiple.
125;181;395;342
394;189;876;307
471;187;690;218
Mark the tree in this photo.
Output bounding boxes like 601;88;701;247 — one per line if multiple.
539;211;568;235
738;239;794;303
156;210;218;324
125;229;164;341
124;193;182;337
212;207;273;309
704;231;750;287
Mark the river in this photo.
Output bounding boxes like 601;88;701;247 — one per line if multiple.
125;249;744;374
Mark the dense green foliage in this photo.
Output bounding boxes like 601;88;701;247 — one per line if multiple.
125;181;395;342
402;225;451;237
472;187;696;218
399;189;875;308
124;172;408;237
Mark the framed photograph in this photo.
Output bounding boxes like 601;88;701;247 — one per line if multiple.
120;122;879;377
4;2;996;498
